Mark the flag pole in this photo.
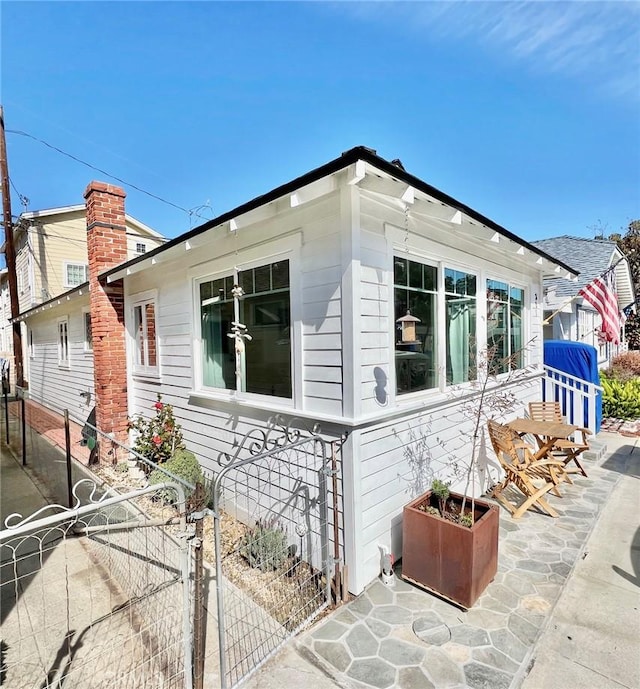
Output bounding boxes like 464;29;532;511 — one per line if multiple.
542;294;581;325
541;256;626;326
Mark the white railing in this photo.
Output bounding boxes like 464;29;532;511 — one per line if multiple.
542;364;603;434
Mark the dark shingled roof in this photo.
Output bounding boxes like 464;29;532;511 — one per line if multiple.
531;236;618;297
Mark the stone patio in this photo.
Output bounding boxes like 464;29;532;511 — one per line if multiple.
300;450;622;689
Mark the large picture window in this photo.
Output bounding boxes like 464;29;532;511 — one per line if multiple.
394;257;480;394
487;280;524;372
200;259;291;398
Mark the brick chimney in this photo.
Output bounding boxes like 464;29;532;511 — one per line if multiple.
85;182;128;462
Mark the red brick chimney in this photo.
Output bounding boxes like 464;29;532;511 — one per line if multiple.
85;181;128;462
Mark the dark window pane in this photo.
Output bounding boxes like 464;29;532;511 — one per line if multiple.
244;292;291;397
224;275;234;298
394;257;407;286
240;269;254;295
444;268;455;293
254;265;271;293
409;260;423;289
423;265;436;291
272;261;289;289
200;281;212;302
466;274;476;296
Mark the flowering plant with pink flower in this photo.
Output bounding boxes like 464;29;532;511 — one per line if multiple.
127;394;185;464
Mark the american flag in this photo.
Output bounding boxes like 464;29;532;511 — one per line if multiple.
578;270;620;344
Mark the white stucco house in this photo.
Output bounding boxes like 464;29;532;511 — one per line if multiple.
17;147;579;593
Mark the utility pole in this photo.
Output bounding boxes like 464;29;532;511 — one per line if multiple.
0;105;24;388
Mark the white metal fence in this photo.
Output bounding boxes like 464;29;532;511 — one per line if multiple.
0;480;193;689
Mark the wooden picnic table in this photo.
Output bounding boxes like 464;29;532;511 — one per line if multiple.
506;418;579;463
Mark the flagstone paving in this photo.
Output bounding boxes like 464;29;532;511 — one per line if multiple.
300;452;623;689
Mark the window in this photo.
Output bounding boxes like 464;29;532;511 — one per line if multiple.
394;257;438;394
445;268;477;384
136;242;146;254
29;330;34;359
132;295;158;375
487;280;524;372
83;310;93;352
199;259;291;398
65;263;88;287
58;318;69;367
394;257;479;394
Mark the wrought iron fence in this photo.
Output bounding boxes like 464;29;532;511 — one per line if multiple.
0;479;193;689
211;416;342;689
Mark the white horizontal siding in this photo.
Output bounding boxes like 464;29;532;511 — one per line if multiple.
27;301;94;422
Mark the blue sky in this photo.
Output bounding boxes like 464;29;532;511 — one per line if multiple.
1;1;639;259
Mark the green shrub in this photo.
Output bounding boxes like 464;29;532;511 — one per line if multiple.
431;478;450;517
240;520;290;572
148;449;204;503
601;377;640;420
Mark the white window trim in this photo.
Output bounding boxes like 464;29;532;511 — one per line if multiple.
63;262;89;288
129;289;160;379
485;275;528;371
192;248;298;408
82;307;93;353
57;317;70;368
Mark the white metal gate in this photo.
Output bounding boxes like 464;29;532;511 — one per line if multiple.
211;416;342;689
0;480;193;689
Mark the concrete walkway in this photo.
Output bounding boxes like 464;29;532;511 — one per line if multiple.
244;432;639;689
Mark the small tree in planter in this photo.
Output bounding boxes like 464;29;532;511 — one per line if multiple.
402;341;535;608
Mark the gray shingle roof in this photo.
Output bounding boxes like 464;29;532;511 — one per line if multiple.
531;236;618;297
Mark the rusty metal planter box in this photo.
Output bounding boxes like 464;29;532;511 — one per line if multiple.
401;490;499;609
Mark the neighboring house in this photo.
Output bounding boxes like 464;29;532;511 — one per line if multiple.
0;203;165;387
532;236;635;365
18;147;578;594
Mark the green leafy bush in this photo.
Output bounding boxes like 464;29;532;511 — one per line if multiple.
601;377;640;420
148;449;204;503
128;394;185;464
240;520;290;572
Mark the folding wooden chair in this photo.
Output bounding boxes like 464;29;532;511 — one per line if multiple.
528;402;590;478
487;420;567;519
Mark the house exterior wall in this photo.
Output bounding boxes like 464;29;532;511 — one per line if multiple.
120;178;547;594
26;297;94;420
17;155;562;595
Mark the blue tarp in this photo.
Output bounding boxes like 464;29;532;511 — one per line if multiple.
543;340;602;432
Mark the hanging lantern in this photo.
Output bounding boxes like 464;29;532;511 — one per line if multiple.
396;310;421;344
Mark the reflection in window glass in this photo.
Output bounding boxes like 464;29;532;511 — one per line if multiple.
200;260;291;398
445;268;477;384
394;257;437;394
487;280;524;372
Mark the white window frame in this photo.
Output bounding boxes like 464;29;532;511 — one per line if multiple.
64;262;89;288
392;253;480;396
195;257;293;402
82;307;93;353
57;317;69;368
135;242;147;254
129;290;159;378
485;277;527;372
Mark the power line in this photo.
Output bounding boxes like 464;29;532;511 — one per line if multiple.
7;128;211;222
